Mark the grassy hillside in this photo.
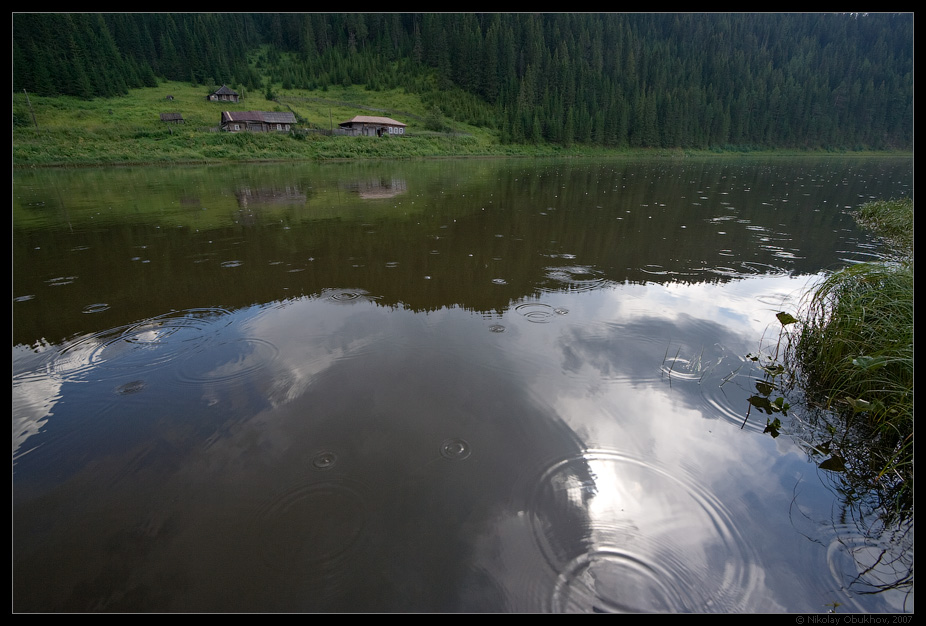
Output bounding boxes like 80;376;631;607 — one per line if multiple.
14;80;909;168
12;81;561;166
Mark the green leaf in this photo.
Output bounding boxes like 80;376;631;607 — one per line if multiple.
764;417;782;438
776;311;798;326
748;395;774;414
755;380;775;396
819;456;846;472
761;364;785;377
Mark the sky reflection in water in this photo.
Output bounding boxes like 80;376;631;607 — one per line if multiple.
13;157;912;612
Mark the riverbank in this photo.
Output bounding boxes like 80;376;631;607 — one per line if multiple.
14;127;909;169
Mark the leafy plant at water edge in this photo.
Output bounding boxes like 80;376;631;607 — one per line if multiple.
741;196;913;599
743;311;796;438
788;261;913;517
745;288;912;598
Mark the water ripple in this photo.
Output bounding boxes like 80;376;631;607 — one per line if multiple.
82;303;111;314
46;276;78;287
252;477;371;579
47;308;234;382
824;523;913;607
312;451;339;470
177;337;280;385
526;450;759;612
515;302;568;324
321;288;379;305
542;266;608;292
439;437;472;461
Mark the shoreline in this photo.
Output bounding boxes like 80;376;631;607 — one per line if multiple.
14;148;912;170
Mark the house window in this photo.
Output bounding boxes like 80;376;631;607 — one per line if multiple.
234;124;240;131
277;124;282;131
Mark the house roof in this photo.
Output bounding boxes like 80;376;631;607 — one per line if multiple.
339;115;406;127
261;111;298;124
212;84;239;96
159;113;184;121
222;111;297;124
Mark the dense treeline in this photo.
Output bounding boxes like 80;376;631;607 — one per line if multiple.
13;13;913;150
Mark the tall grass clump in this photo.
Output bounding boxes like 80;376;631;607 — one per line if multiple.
856;198;914;258
791;262;913;494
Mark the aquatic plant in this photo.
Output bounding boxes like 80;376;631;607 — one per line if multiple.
791;196;914;517
743;311;796;439
745;197;914;600
789;261;913;515
742;266;913;600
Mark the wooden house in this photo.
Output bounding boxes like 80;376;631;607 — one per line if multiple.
159;112;184;124
221;110;297;132
207;85;240;103
338;115;407;137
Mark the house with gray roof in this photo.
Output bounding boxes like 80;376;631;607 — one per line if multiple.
338;115;407;137
207;85;240;103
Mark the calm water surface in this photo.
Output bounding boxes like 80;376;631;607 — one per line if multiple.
13;157;913;612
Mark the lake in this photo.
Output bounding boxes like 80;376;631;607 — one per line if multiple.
13;156;913;613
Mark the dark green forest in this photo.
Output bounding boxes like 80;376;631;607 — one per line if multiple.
13;13;913;150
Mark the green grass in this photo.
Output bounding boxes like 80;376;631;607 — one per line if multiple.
13;81;533;166
15;81;912;168
855;198;915;258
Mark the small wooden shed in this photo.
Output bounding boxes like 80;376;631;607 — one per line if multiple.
338;115;407;137
159;112;184;124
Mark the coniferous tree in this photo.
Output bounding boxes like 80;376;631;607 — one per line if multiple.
11;12;913;150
